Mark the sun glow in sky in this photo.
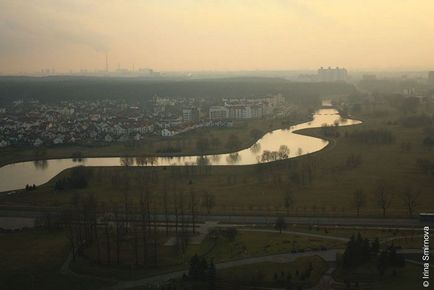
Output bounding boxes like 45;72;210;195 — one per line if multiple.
1;0;434;73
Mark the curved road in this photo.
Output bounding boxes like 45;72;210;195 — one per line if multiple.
100;248;422;290
102;250;341;290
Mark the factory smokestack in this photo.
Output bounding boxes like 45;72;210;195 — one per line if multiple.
105;53;109;73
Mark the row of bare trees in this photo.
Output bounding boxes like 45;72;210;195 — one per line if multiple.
63;186;215;268
351;183;422;217
279;181;422;218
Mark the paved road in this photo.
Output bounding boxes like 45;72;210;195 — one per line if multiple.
239;228;422;247
239;228;350;242
0;205;426;228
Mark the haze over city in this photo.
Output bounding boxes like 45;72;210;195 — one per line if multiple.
1;0;434;74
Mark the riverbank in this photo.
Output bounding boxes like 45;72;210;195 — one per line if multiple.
0;108;357;193
0;113;311;168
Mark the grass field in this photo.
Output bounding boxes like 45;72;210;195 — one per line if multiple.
371;264;427;290
217;256;328;288
192;230;345;262
70;229;343;280
166;255;328;290
0;229;110;290
2;101;434;218
333;261;426;290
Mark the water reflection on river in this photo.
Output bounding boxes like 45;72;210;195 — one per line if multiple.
0;108;360;192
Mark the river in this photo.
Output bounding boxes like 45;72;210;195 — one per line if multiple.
0;108;360;192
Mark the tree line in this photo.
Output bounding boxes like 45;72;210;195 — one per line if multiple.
0;77;354;103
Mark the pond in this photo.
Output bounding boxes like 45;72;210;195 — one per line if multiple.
0;108;360;192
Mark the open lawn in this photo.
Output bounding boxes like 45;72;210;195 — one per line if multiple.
382;235;425;249
217;256;328;288
167;255;328;290
372;264;426;290
333;263;426;290
191;230;344;262
0;228;110;290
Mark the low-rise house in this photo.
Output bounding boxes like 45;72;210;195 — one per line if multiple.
104;134;113;142
161;128;176;137
89;130;98;138
53;135;64;145
33;138;43;147
53;136;63;145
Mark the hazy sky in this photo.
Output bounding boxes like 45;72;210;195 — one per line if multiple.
1;0;434;73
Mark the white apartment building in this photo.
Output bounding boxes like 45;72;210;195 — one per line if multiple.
318;67;348;82
209;106;229;120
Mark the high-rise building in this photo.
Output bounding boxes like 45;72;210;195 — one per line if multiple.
318;66;348;82
182;108;199;122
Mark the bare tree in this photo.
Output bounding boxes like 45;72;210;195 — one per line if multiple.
400;187;421;217
173;191;179;234
133;224;139;266
274;216;287;234
123;189;130;234
190;189;198;234
179;190;187;253
352;189;366;217
66;217;77;261
105;224;111;265
152;201;159;266
180;190;185;233
375;182;393;217
162;183;170;236
113;205;121;265
201;191;216;215
283;188;295;216
84;194;101;264
140;191;149;266
278;145;290;159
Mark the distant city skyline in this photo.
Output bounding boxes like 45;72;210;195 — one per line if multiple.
1;0;434;74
